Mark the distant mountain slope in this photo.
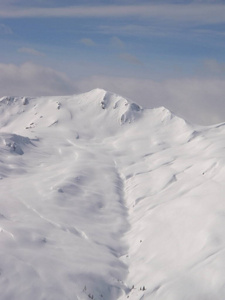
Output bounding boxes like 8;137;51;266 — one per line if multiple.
0;89;225;300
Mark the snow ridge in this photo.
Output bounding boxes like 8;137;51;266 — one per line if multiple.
1;89;225;300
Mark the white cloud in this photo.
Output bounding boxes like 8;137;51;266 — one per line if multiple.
0;4;225;25
18;47;45;56
119;53;142;65
80;38;96;46
0;23;13;34
0;62;76;97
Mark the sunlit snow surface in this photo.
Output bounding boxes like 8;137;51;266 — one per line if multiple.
1;89;225;300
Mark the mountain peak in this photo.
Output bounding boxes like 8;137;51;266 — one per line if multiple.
0;89;190;142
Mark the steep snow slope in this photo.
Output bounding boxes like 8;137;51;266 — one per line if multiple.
0;89;225;300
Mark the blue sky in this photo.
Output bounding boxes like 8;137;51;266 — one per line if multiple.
0;0;225;124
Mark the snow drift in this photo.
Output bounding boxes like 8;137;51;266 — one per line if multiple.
0;89;225;300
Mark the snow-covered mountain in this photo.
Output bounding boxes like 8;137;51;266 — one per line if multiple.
1;88;225;300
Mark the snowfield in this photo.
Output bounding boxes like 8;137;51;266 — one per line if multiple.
1;89;225;300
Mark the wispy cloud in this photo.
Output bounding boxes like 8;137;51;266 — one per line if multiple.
193;28;225;37
99;24;182;38
0;4;225;25
80;38;96;47
110;36;125;49
0;23;13;34
18;47;45;56
119;53;142;65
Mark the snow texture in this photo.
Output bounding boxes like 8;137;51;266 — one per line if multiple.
1;88;225;299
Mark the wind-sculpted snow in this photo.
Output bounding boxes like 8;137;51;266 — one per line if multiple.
0;89;225;299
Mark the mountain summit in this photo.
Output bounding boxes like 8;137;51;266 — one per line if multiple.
1;89;225;300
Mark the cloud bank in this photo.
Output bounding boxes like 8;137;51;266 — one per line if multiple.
0;62;76;96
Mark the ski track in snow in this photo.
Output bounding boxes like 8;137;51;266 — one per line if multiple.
1;89;225;299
